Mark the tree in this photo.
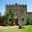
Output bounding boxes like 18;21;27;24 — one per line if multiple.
5;11;14;26
26;18;30;25
11;11;14;26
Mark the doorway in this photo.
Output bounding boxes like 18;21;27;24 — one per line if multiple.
15;19;18;25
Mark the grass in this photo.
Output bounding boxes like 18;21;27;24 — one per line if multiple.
0;25;32;32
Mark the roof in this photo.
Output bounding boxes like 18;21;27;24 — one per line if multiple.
27;12;32;14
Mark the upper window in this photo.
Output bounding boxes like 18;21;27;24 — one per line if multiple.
9;10;11;13
21;18;24;21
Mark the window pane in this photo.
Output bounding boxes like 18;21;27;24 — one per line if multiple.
22;18;24;21
9;10;11;13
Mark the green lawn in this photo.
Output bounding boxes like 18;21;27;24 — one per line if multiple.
0;25;32;32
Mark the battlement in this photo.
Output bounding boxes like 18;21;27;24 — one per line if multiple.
6;3;27;8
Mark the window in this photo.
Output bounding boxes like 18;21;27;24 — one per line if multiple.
21;18;24;21
9;10;11;13
9;19;11;21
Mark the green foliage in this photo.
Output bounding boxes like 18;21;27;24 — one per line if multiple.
26;18;30;25
29;20;32;25
26;17;32;25
5;11;14;26
10;12;14;26
18;26;22;29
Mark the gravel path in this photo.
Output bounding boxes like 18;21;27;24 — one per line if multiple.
0;26;18;29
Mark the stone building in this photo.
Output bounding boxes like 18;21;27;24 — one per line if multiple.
0;4;32;26
27;12;32;18
5;3;27;26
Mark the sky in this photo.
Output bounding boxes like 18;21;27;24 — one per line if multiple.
0;0;32;15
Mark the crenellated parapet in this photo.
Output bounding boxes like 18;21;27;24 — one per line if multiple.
6;3;27;15
6;3;27;9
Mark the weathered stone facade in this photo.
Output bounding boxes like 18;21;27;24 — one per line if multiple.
5;3;27;25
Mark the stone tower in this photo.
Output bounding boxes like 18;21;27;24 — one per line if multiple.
5;3;27;26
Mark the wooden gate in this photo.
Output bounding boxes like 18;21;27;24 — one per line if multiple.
15;19;18;25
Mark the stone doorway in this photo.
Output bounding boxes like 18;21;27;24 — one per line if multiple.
15;19;18;25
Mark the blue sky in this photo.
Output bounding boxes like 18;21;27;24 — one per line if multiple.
0;0;32;15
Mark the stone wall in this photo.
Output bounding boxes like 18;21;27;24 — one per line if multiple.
5;3;27;25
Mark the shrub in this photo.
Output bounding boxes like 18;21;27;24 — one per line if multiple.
23;27;25;29
18;26;22;29
26;18;32;25
29;20;32;25
26;18;30;25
